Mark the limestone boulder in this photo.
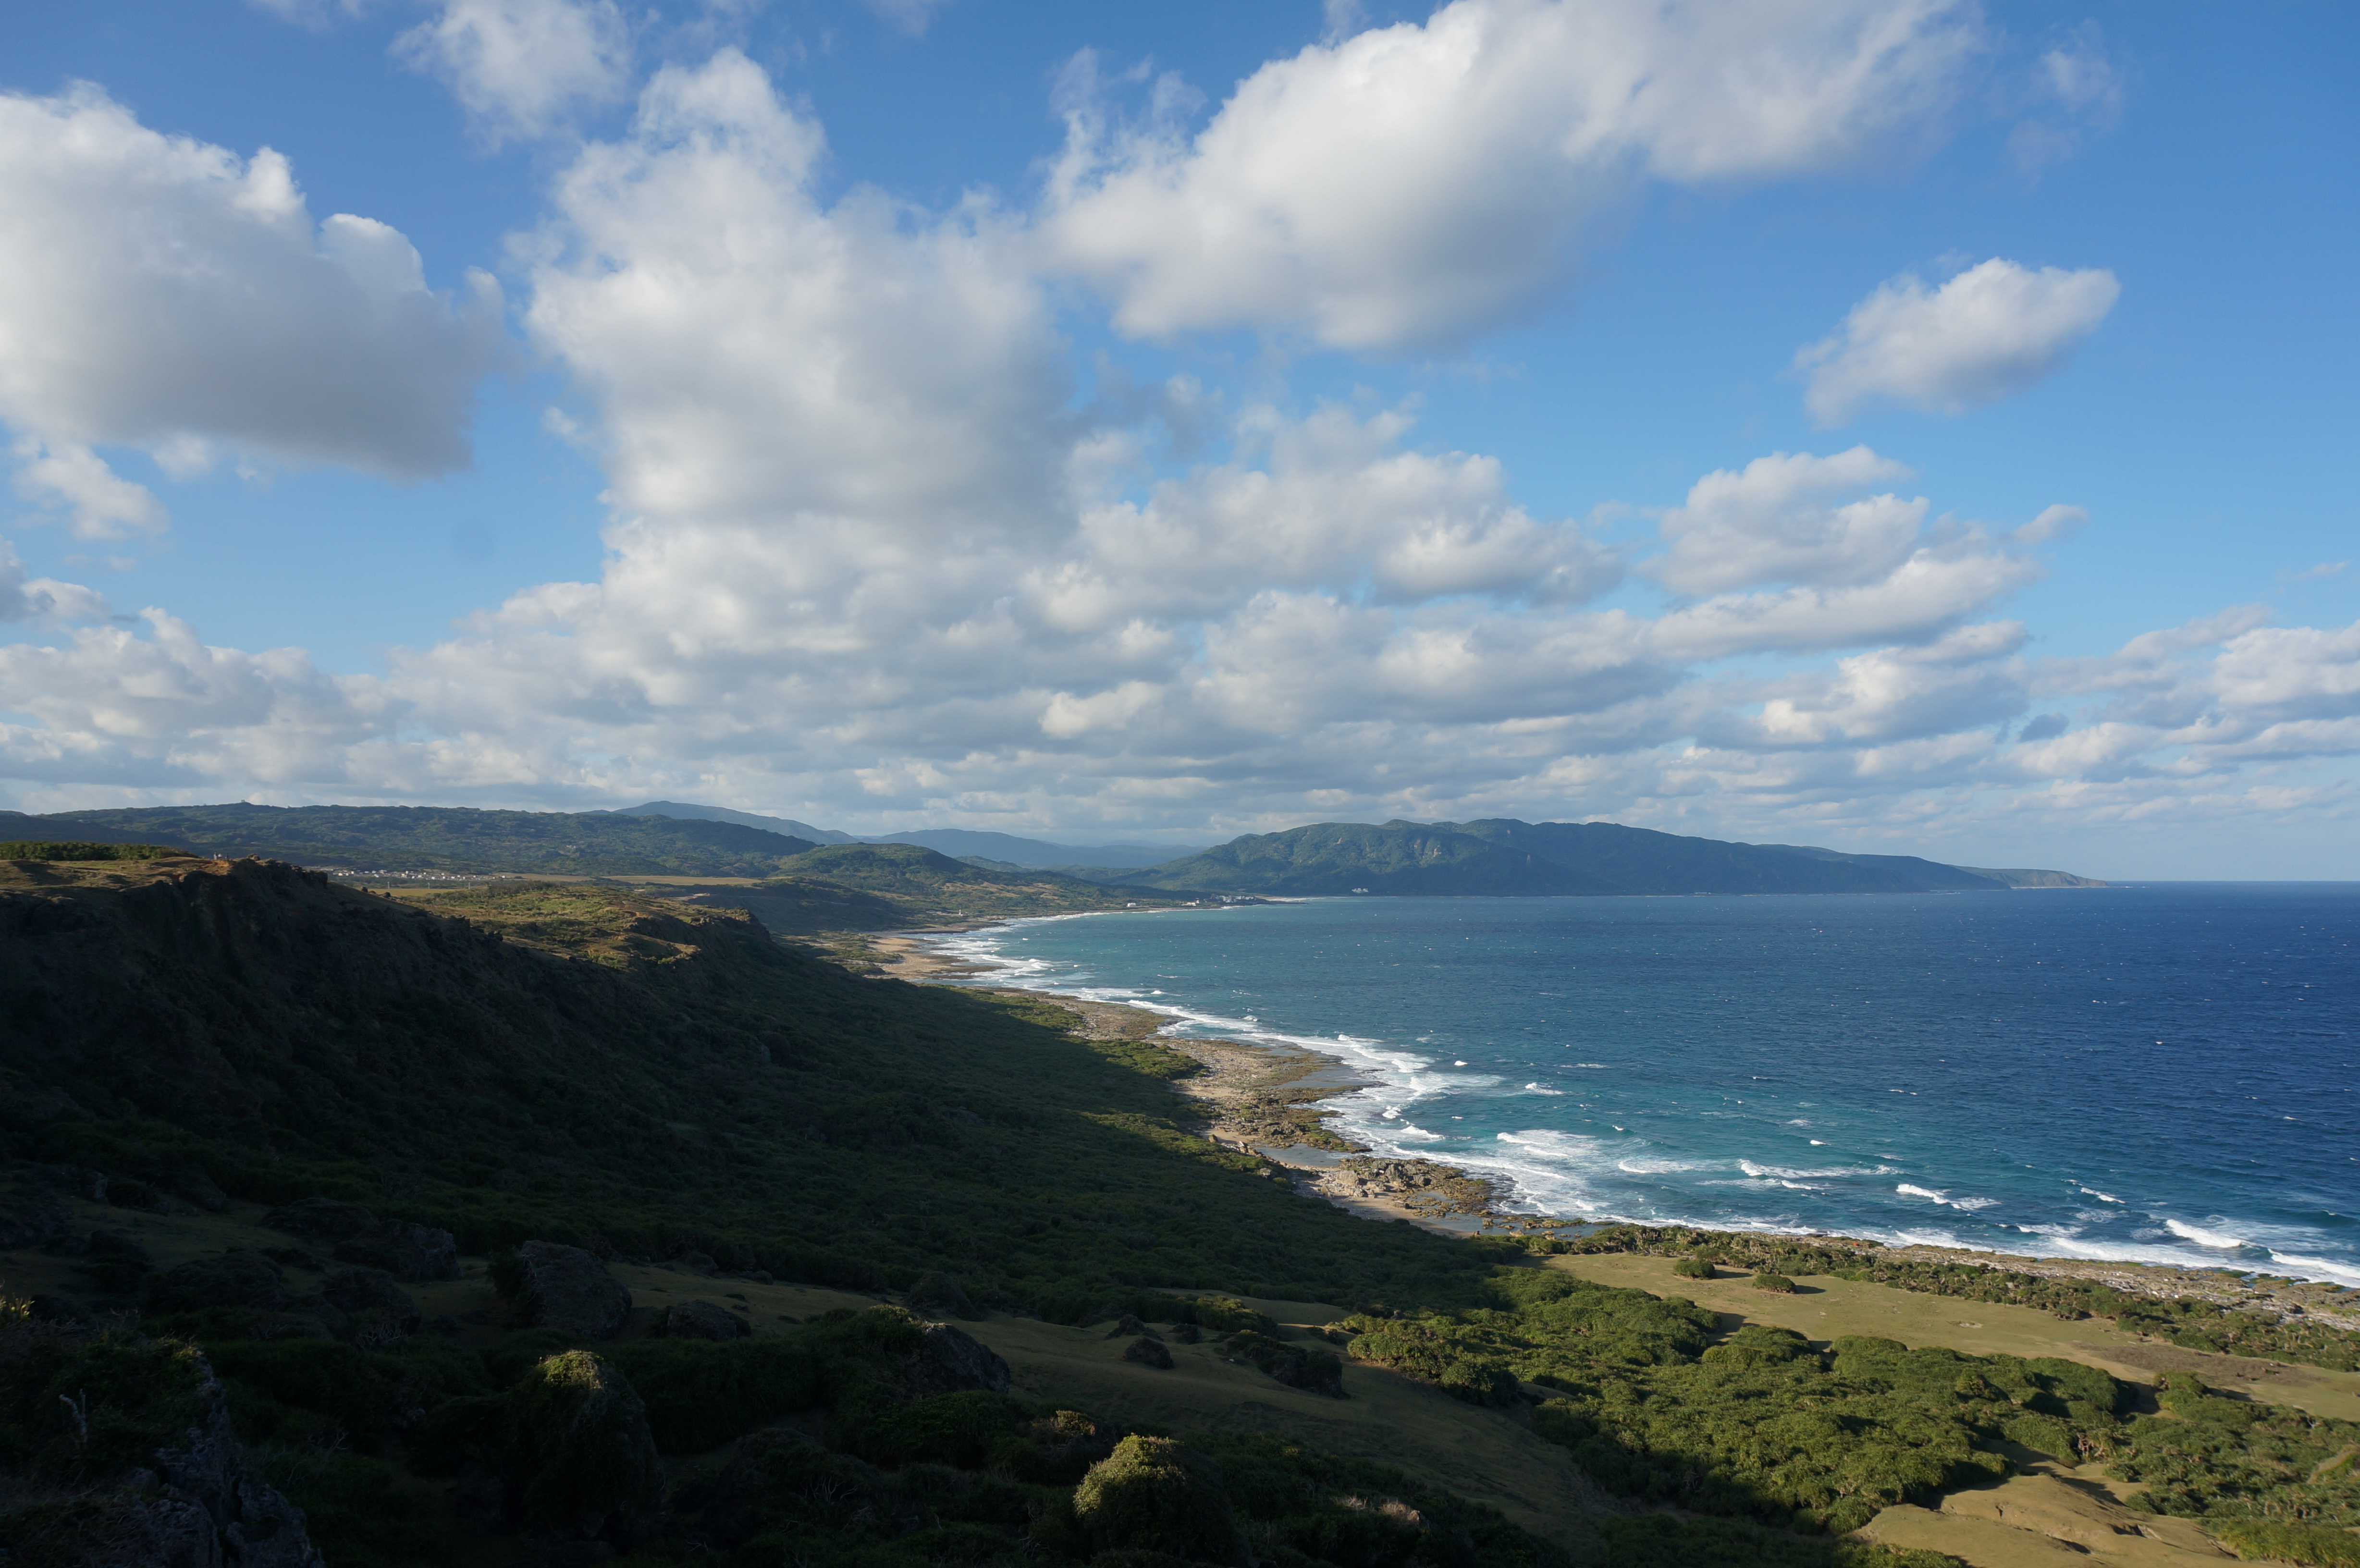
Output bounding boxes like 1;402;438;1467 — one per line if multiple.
332;1220;459;1282
509;1240;632;1339
658;1299;751;1341
909;1322;1011;1397
312;1266;422;1347
1122;1335;1175;1370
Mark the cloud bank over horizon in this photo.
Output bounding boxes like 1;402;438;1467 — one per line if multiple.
1;0;2354;871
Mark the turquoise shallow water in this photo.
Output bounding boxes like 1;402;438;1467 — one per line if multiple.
926;885;2360;1284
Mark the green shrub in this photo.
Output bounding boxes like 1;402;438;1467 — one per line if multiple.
2212;1517;2360;1566
1752;1273;1799;1293
602;1338;822;1454
0;841;183;861
1672;1258;1715;1279
0;1326;209;1482
848;1390;1028;1467
1071;1435;1253;1567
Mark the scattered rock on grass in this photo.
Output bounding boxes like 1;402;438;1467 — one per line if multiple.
510;1240;633;1339
333;1220;460;1282
659;1299;752;1340
313;1265;422;1345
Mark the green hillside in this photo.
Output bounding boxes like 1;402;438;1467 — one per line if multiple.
18;802;817;876
1107;821;1619;896
767;841;1188;917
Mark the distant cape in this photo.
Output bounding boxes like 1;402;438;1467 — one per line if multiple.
1102;819;2102;898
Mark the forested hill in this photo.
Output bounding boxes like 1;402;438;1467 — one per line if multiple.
2;803;819;877
1110;819;2101;897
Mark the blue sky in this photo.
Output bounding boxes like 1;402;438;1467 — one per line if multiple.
0;0;2354;875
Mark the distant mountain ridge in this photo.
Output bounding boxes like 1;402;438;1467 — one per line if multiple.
2;803;2100;896
1106;819;2101;897
602;801;1201;869
11;803;819;877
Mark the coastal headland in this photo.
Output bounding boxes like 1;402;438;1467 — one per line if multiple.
3;850;2354;1568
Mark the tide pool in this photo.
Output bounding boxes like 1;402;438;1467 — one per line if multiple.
925;884;2360;1285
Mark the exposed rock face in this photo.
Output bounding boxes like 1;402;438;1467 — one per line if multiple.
332;1220;459;1282
510;1241;632;1338
148;1364;330;1567
658;1298;751;1340
1314;1156;1498;1218
262;1198;379;1241
0;1321;325;1568
145;1252;287;1315
310;1266;421;1347
5;1159;108;1202
1071;1435;1253;1567
909;1323;1011;1397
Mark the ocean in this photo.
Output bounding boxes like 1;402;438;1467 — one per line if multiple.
922;884;2360;1286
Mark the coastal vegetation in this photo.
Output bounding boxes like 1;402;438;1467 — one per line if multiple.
0;852;2337;1568
1561;1226;2360;1374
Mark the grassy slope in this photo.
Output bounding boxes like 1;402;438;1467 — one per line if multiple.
0;857;1481;1310
19;802;819;876
764;841;1190;919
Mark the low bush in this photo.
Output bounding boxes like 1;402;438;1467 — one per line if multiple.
2210;1517;2360;1566
602;1337;823;1454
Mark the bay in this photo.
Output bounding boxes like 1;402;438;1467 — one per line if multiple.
925;884;2360;1285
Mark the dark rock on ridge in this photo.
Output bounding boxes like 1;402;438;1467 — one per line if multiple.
510;1240;632;1338
333;1220;459;1282
657;1299;750;1340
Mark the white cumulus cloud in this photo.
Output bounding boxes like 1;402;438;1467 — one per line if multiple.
1046;0;1982;349
1796;257;2120;423
395;0;634;147
0;83;503;534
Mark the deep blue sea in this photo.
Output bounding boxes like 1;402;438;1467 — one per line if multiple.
926;885;2360;1285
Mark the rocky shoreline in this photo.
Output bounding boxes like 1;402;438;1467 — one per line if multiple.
1010;992;2360;1338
